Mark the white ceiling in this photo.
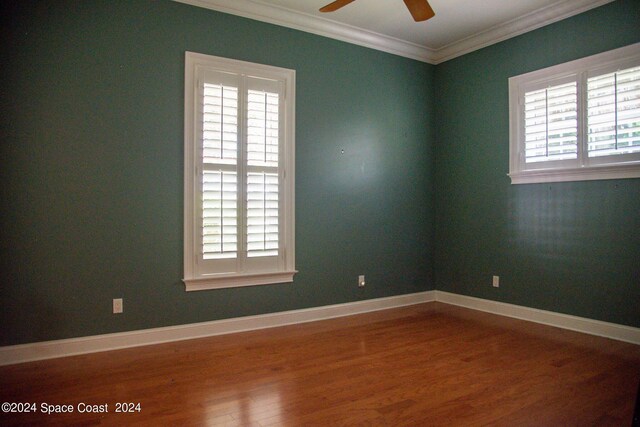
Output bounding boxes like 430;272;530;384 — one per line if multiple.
175;0;615;63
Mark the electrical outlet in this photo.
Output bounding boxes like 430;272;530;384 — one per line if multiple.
492;276;500;288
358;275;366;287
113;298;123;314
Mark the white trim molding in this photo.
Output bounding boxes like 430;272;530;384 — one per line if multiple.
508;163;640;185
174;0;435;63
0;291;435;366
184;270;297;291
173;0;614;64
435;291;640;345
432;0;615;64
3;290;638;366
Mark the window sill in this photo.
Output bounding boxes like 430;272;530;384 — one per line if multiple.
183;270;297;292
509;163;640;184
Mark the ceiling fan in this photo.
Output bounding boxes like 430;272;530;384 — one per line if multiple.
319;0;435;22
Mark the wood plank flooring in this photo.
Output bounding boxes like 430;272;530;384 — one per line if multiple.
1;302;639;426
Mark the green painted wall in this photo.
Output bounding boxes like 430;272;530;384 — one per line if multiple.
1;0;638;348
0;0;435;346
434;0;640;327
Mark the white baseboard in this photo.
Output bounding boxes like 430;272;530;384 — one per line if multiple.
2;290;638;366
434;291;640;345
0;291;435;366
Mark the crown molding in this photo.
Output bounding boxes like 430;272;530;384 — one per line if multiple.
174;0;615;64
431;0;616;64
174;0;435;63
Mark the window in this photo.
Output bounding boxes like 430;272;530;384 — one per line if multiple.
184;52;296;291
508;43;640;184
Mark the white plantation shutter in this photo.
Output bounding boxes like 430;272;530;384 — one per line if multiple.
524;82;578;163
246;85;280;259
184;52;295;290
202;171;237;259
202;82;239;261
587;66;640;158
202;84;238;165
247;172;279;257
247;90;279;167
198;76;282;267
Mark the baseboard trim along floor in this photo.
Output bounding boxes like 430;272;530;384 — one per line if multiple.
435;291;640;345
0;291;435;366
1;289;638;366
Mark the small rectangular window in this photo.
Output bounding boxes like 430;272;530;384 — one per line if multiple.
508;43;640;184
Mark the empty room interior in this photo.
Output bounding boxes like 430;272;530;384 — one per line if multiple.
1;0;639;425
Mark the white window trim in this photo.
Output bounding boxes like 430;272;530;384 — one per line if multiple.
508;43;640;184
184;52;296;291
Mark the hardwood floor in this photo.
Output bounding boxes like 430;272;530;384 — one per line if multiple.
1;302;639;426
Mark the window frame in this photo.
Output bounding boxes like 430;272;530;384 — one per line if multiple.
508;43;640;184
184;52;296;291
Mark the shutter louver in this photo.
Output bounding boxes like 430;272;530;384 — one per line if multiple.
524;82;578;163
202;171;237;259
247;172;279;257
202;83;239;260
247;90;279;168
203;84;238;164
587;66;640;157
246;88;279;258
